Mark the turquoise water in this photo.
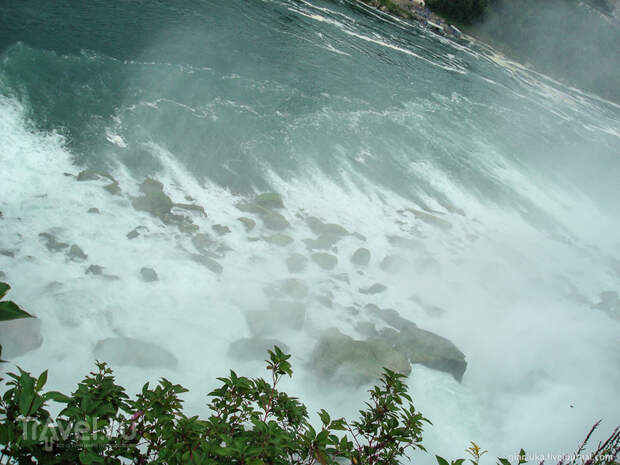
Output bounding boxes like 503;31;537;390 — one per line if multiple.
1;0;620;461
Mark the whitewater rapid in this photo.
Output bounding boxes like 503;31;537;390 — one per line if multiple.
1;0;620;462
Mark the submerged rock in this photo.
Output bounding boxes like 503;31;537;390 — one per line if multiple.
359;283;387;295
244;300;306;336
311;252;338;270
255;192;285;209
67;244;88;262
39;233;69;252
132;179;173;217
93;337;177;369
0;317;43;358
310;328;411;385
286;253;308;273
173;203;206;216
261;210;290;231
86;264;104;275
190;254;223;275
264;234;294;247
306;217;348;237
228;337;289;361
592;291;620;321
351;248;371;267
140;267;159;282
87;208;100;214
191;233;215;253
393;327;466;382
212;224;231;236
237;217;256;232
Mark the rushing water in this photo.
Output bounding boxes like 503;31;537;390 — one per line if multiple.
1;0;620;461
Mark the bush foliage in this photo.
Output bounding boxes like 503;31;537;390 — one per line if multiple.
425;0;489;23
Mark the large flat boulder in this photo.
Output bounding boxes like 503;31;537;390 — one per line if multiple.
93;337;178;369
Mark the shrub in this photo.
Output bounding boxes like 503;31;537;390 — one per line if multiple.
425;0;489;23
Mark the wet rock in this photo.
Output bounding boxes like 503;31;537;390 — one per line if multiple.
173;203;206;216
365;305;417;331
39;233;69;252
592;291;620;321
255;192;284;209
310;328;411;385
0;317;43;358
306;217;348;237
261;210;290;231
303;233;342;250
356;321;378;338
244;300;306;336
228;337;289;361
311;252;338;270
0;271;6;280
67;244;88;262
359;283;387;295
0;249;15;258
264;234;294;247
127;229;139;240
87;208;100;214
191;233;215;253
237;217;256;232
392;326;466;382
351;248;371;267
86;264;104;275
76;169;101;181
286;253;308;273
190;254;223;274
387;236;421;250
140;267;159;282
93;337;177;369
132;179;173;217
332;273;350;284
103;180;121;195
212;224;231;236
44;281;64;293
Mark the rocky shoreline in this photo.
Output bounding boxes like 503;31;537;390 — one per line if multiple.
358;0;463;39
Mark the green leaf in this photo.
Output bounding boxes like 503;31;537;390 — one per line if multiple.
0;282;9;299
437;456;451;465
44;391;72;403
0;300;34;320
498;458;512;465
36;370;48;392
518;449;527;464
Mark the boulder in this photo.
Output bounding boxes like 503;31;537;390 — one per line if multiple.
87;208;100;214
393;327;466;382
237;217;256;232
67;244;88;262
286;253;308;273
261;210;290;231
310;328;411;385
264;234;294;247
93;337;177;369
0;318;43;358
303;233;342;250
255;192;284;209
173;203;206;216
244;300;306;336
228;337;289;361
191;233;215;253
140;267;159;282
86;265;104;275
39;233;69;252
351;248;371;267
359;283;387;295
132;179;174;217
311;253;338;270
306;217;348;237
190;254;223;275
212;224;231;236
